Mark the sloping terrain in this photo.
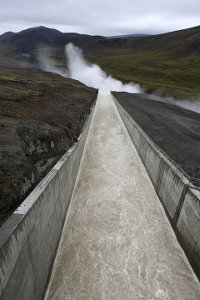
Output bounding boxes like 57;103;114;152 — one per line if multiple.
0;25;199;224
87;26;200;98
113;92;200;182
0;45;96;224
1;26;200;98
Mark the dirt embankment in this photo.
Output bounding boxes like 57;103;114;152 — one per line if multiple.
113;92;200;182
0;67;97;224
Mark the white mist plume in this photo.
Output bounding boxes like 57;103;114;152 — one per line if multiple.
37;47;68;77
172;99;200;113
65;43;141;93
147;94;200;114
38;43;141;93
37;44;200;114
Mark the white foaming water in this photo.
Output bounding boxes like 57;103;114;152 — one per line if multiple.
38;43;141;93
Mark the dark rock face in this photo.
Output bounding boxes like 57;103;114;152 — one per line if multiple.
0;67;97;224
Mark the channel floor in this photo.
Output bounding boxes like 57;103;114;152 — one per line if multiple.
45;92;200;300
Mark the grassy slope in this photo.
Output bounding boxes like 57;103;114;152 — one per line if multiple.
1;26;199;99
85;26;200;98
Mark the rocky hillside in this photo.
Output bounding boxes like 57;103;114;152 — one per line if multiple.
0;46;97;224
87;26;200;98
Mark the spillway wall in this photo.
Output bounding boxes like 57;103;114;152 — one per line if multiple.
0;104;95;300
113;95;200;279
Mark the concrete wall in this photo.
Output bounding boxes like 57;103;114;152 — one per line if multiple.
177;188;200;276
0;104;95;300
113;95;200;279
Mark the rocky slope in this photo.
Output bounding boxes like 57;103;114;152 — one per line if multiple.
0;60;97;224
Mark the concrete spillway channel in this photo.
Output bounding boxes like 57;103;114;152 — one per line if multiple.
0;91;199;300
44;92;200;299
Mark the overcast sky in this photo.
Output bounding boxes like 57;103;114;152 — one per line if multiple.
0;0;199;36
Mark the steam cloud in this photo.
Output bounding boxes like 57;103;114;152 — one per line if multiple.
65;43;141;93
147;94;200;114
38;43;141;93
37;47;68;77
38;44;200;113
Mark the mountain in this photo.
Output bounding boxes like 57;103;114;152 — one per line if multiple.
97;26;200;55
0;25;199;98
128;25;200;55
86;25;200;98
0;25;199;55
0;26;105;48
107;34;149;39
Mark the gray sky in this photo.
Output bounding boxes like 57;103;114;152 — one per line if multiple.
0;0;199;36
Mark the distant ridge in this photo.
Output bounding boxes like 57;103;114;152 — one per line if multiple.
1;25;199;56
0;25;199;101
0;25;199;54
107;34;150;39
0;26;105;48
0;26;150;49
100;26;200;53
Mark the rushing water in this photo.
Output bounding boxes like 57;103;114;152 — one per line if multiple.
45;92;200;300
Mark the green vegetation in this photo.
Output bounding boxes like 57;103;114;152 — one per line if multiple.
0;25;199;99
86;50;200;98
85;26;200;98
0;70;44;103
0;65;95;119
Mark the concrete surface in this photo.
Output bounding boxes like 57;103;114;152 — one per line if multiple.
177;187;200;276
113;96;189;221
112;92;200;181
45;92;200;300
0;104;94;300
114;95;200;279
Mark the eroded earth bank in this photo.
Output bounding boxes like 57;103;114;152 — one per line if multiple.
0;60;96;224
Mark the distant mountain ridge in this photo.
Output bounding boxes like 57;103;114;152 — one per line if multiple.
107;34;149;39
128;25;200;55
98;25;200;56
0;26;105;48
1;25;199;56
0;25;199;98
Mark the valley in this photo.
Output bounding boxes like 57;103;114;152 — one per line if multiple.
0;25;199;223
